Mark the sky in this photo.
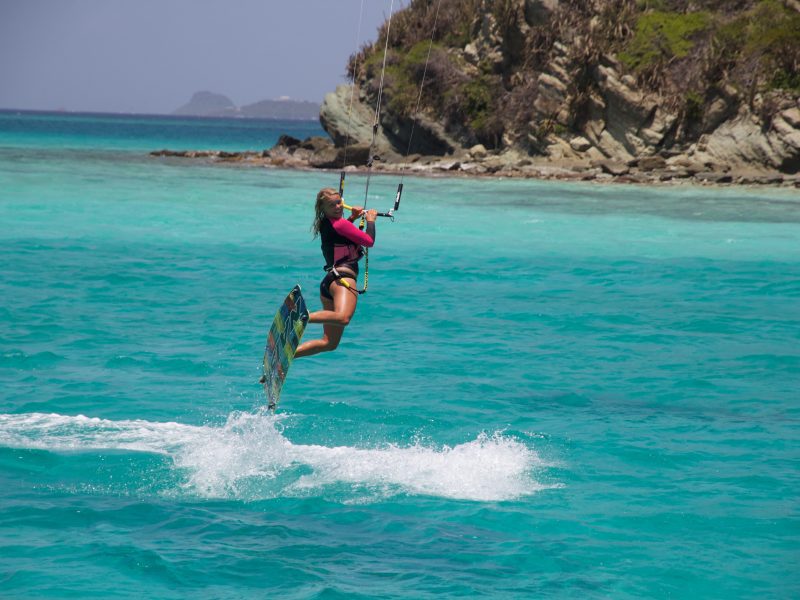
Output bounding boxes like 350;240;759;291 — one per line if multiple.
0;0;402;114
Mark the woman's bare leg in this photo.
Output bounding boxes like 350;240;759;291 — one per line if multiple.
294;280;358;358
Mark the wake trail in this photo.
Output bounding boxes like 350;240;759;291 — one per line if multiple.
0;411;551;502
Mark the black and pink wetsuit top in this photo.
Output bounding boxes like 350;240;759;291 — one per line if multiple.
320;216;375;271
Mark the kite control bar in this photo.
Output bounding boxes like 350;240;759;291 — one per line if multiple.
341;188;401;218
339;172;402;219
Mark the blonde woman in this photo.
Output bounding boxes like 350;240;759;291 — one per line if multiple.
295;188;376;358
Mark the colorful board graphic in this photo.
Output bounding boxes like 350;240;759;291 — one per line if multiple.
261;285;309;410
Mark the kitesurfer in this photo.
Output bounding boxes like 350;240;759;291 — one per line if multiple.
294;188;376;358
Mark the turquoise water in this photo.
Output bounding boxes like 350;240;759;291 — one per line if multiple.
1;112;798;598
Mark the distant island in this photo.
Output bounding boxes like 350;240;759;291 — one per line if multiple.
173;91;320;120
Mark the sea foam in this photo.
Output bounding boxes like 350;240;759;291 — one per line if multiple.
0;411;548;502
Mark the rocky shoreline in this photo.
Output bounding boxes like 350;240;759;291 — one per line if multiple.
150;135;800;188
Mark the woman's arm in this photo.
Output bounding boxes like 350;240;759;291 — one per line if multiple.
331;217;375;247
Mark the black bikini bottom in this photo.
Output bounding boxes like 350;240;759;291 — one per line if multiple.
319;263;358;300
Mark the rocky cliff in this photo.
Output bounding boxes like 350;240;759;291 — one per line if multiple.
319;0;800;175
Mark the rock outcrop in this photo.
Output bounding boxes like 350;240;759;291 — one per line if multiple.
320;85;393;153
699;103;800;172
319;85;460;159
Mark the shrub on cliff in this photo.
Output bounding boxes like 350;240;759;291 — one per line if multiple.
618;10;711;76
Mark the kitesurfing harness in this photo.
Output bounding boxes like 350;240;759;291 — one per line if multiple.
319;213;375;296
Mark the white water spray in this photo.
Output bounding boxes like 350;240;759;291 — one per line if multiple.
0;411;550;502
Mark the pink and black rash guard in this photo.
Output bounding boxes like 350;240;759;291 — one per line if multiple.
320;216;375;271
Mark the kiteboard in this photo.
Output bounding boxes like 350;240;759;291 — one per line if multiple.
260;285;309;410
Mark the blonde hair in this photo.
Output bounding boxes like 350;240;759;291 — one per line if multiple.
312;187;338;237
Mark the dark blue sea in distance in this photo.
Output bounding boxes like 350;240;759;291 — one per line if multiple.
0;109;324;152
0;110;798;598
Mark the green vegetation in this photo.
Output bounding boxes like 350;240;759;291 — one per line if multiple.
364;41;450;116
635;0;668;10
684;90;705;124
712;0;800;92
619;11;711;72
370;37;504;145
386;0;479;50
438;5;479;48
460;74;494;132
709;0;800;93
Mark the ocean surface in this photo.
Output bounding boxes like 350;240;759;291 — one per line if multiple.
0;110;798;599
